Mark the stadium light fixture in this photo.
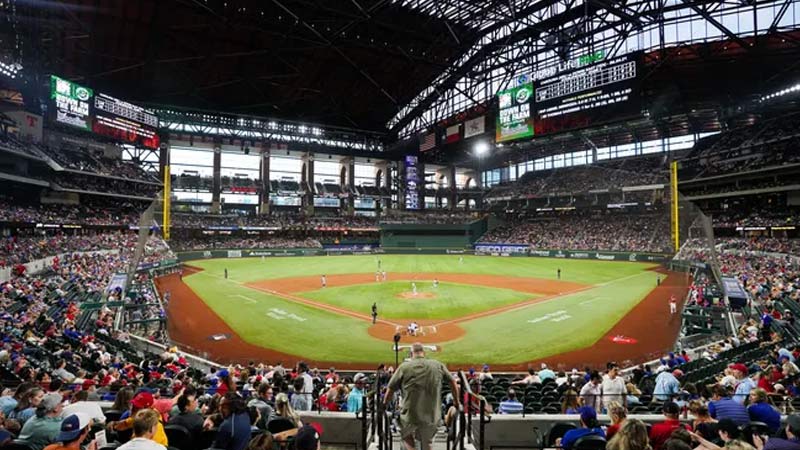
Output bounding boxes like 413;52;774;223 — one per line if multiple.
474;141;490;155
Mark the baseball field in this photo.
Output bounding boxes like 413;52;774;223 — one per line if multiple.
157;254;689;370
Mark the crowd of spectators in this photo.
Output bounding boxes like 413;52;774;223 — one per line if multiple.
54;174;161;199
169;237;323;251
487;154;668;200
681;113;800;180
0;200;142;226
713;210;800;229
35;142;158;183
478;214;672;253
379;211;483;224
0;232;137;268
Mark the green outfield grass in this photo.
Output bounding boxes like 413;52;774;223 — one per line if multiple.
188;254;655;284
299;281;536;320
180;255;664;365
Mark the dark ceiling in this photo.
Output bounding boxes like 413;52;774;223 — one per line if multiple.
18;0;487;132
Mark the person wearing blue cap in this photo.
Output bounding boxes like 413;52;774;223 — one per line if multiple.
43;413;94;450
558;406;605;450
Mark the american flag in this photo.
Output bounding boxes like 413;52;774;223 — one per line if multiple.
419;132;436;152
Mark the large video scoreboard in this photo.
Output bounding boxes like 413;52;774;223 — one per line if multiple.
494;51;642;143
50;75;160;149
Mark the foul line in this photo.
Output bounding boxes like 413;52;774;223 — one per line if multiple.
246;283;403;327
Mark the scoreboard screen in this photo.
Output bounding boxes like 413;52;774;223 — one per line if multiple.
49;75;160;149
532;51;641;135
93;93;160;149
51;76;93;131
495;83;534;143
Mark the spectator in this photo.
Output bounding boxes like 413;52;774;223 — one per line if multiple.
294;423;322;450
247;384;274;428
167;390;203;436
295;362;314;412
580;371;603;411
18;393;65;450
689;400;718;441
559;406;605;450
212;393;250;450
654;370;683;402
602;363;627;410
290;377;310;412
498;389;523;415
607;418;650;450
118;409;166;450
539;363;556;381
10;387;45;425
747;388;781;434
109;392;168;446
730;364;756;404
43;413;94;450
753;414;800;450
346;373;366;413
709;385;750;426
649;402;689;450
605;402;627;440
562;390;580;414
272;393;301;428
384;342;460;450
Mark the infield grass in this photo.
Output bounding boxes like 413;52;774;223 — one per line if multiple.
299;281;536;320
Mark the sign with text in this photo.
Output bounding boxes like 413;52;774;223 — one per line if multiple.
495;83;534;143
50;75;93;130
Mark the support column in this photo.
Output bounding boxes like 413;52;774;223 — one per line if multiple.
259;148;270;215
339;157;355;215
302;153;315;216
418;161;425;210
211;142;222;213
449;165;457;210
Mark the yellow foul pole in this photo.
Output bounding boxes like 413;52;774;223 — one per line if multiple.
162;163;171;241
671;160;679;252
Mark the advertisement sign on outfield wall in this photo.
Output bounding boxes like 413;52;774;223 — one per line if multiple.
473;245;668;262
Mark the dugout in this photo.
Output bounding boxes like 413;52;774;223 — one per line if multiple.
380;220;486;249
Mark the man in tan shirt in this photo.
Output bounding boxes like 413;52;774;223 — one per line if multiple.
384;343;460;450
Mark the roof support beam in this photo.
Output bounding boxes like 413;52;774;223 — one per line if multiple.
678;0;752;52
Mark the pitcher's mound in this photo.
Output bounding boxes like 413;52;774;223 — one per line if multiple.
396;291;437;300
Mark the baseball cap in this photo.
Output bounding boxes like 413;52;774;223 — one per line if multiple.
131;392;154;409
218;369;230;378
42;393;63;412
729;363;749;374
578;406;596;423
295;423;323;450
354;373;366;383
56;413;91;442
672;369;684;378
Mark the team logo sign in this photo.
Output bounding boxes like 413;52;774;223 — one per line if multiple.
515;86;532;103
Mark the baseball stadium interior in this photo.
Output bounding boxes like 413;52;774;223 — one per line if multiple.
1;1;800;450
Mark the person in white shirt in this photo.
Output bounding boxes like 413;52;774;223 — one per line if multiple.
579;371;603;411
600;364;627;410
117;409;166;450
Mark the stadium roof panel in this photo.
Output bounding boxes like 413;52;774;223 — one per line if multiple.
18;0;480;132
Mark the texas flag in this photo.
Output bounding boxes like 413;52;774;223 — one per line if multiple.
445;124;461;144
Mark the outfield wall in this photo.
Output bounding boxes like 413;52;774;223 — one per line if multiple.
174;246;671;262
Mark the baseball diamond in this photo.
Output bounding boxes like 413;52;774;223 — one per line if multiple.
159;254;689;370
